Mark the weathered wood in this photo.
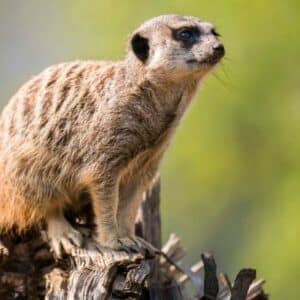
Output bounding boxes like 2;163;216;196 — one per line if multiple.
45;241;148;299
136;177;162;249
136;178;163;288
0;178;268;299
201;253;219;300
231;269;256;300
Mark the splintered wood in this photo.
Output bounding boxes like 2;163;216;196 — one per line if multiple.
0;180;268;299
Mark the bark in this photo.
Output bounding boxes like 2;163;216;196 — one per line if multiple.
0;178;268;300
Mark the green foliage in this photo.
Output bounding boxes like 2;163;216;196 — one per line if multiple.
2;1;300;298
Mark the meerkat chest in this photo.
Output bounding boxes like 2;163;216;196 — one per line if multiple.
122;92;192;178
153;91;194;149
120;148;159;187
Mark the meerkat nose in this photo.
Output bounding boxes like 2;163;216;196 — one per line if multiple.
212;43;225;58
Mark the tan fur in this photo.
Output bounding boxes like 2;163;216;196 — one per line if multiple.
0;15;224;252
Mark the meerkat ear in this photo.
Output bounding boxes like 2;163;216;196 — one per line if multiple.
131;33;149;62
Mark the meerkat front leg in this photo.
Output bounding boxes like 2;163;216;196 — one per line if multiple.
89;178;141;253
47;211;83;258
117;167;160;255
117;183;157;256
117;182;142;238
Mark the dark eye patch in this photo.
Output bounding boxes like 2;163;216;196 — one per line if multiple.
172;27;200;47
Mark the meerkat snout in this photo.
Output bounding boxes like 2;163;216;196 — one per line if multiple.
212;43;225;56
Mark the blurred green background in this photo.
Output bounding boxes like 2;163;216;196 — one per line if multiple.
0;1;299;298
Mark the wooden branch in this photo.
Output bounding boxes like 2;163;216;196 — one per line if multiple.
0;178;269;299
136;176;162;249
45;241;149;299
201;253;219;299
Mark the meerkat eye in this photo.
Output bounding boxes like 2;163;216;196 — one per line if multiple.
178;29;194;41
212;28;221;37
173;27;200;46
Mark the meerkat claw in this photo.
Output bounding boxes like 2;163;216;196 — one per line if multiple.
50;229;83;258
132;237;157;257
102;237;142;254
106;236;157;257
48;218;83;258
117;237;141;253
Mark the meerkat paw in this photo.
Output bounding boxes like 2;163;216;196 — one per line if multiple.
47;217;83;258
49;226;83;258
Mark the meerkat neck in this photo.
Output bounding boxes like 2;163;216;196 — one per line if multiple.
123;55;201;115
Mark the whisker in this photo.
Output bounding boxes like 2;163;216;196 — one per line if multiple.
212;64;237;92
223;56;232;62
212;72;228;88
220;62;231;81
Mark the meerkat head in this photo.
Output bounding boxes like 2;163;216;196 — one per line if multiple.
128;15;225;81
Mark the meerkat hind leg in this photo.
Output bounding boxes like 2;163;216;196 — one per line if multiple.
47;212;83;258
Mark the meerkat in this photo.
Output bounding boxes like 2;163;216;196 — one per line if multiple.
0;15;224;256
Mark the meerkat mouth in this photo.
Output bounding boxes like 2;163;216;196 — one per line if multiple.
201;56;223;65
186;59;199;64
186;57;221;67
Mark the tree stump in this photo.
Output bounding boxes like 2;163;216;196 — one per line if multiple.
0;178;268;299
